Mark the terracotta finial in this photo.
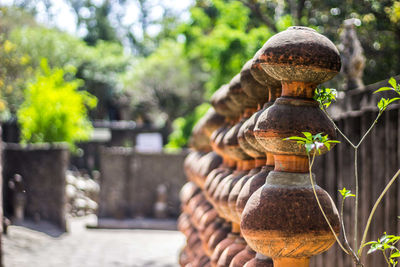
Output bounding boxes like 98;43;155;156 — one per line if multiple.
241;27;341;267
254;26;339;173
240;60;269;107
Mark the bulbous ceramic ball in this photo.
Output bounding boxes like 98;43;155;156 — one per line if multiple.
207;223;231;256
227;168;260;224
250;48;282;89
235;166;271;217
258;26;341;84
241;172;340;259
217;237;247;267
238;117;264;159
203;220;223;254
243;254;273;267
211;84;241;118
187;192;206;216
223;121;252;161
254;97;336;157
210;125;228;157
240;59;268;106
198;208;219;233
208;173;233;210
192;202;213;228
180;181;200;210
183;152;204;181
198;107;225;138
211;233;237;267
197;152;223;188
179;246;191;267
218;171;245;222
229;245;256;267
228;73;258;110
189;121;212;152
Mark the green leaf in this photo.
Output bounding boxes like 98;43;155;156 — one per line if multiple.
388;97;400;105
389;77;397;89
391;252;400;258
305;143;314;153
339;187;355;199
313;133;323;141
302;132;312;140
285;136;308;142
364;241;379;246
378;98;389;111
325;142;331;151
374;87;394;94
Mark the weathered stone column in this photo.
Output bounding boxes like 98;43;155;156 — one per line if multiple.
241;26;341;267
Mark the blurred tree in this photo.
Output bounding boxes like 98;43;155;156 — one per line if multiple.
6;25;130;120
18;59;97;150
180;0;278;96
165;103;210;149
122;40;207;130
68;0;120;45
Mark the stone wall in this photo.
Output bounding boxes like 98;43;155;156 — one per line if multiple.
98;147;187;219
3;143;69;231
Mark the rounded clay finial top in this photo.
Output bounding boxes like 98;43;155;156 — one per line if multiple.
228;74;257;110
211;84;241;118
240;59;268;105
198;107;225;138
250;48;282;88
259;26;341;84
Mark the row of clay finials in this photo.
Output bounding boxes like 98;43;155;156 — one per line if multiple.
178;26;342;267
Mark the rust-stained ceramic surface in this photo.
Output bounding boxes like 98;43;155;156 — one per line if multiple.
241;172;340;264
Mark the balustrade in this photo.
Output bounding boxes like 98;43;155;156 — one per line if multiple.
178;26;341;267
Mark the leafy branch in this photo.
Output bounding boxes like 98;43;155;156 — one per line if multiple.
363;232;400;267
315;78;400;254
283;78;400;266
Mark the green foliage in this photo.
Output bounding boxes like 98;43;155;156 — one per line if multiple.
285;132;340;155
165;103;210;149
339;187;356;199
123;40;205;125
374;77;400;112
17;59;97;149
0;37;34;119
364;233;400;266
8;26;129;120
314;87;338;108
180;0;274;96
9;26;86;69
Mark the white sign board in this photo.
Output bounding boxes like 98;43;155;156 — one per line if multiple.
136;133;163;153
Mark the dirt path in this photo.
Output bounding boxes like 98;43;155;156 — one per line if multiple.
3;216;185;267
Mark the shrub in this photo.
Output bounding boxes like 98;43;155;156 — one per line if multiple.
17;59;97;149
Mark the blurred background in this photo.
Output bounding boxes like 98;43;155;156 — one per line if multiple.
1;0;400;266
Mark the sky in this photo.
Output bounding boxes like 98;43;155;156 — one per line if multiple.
0;0;193;37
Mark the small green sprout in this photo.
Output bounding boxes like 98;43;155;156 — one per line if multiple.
339;187;355;199
284;132;340;155
374;77;400;112
364;232;400;266
314;87;338;108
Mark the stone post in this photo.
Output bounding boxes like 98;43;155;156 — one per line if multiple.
241;26;341;267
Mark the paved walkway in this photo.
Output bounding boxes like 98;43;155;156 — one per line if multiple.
3;216;185;267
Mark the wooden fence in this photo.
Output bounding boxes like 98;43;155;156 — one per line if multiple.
311;77;400;266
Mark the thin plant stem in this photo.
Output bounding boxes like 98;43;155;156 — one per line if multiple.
354;147;359;249
359;168;400;256
340;196;362;265
383;251;390;267
356;111;383;148
322;108;355;148
308;152;350;255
